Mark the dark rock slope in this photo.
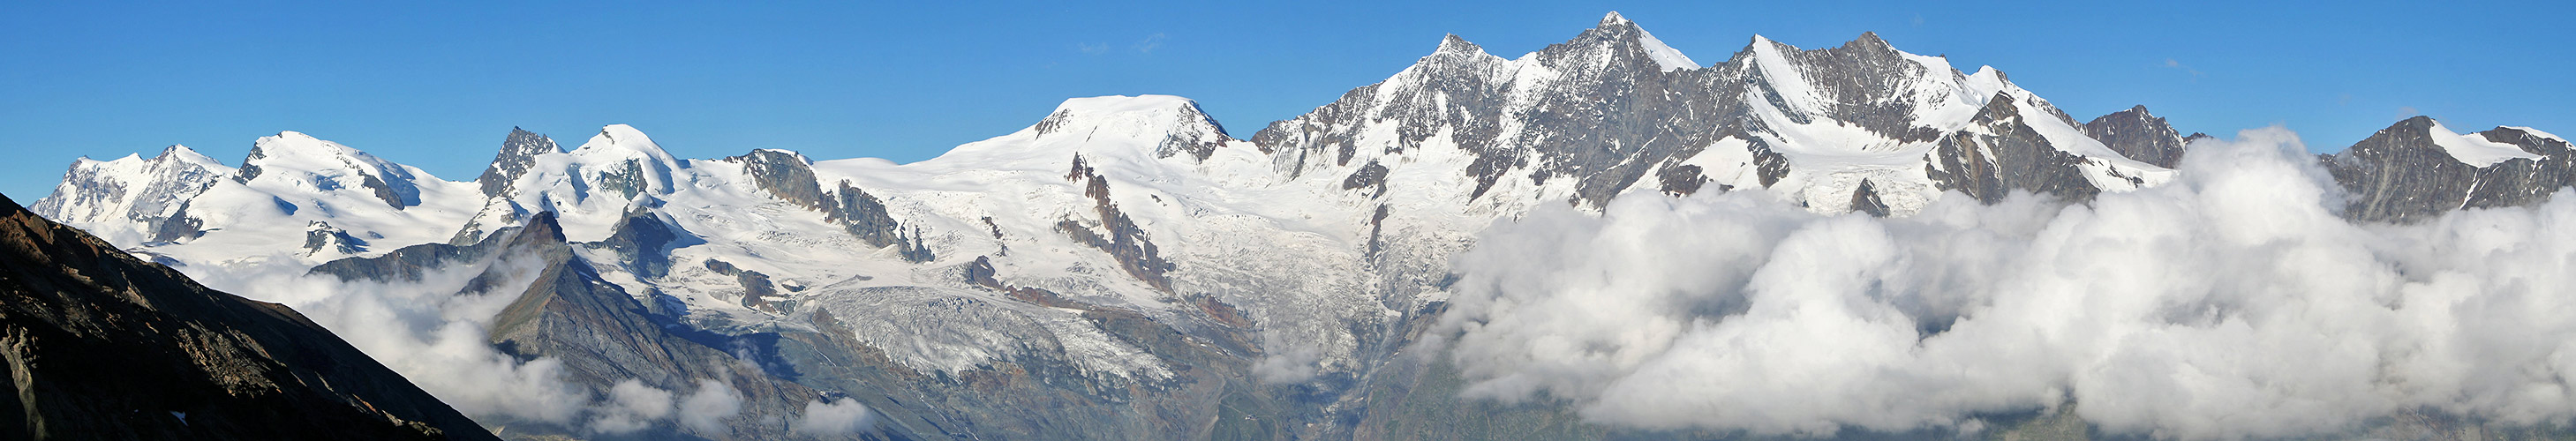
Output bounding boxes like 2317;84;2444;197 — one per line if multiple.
2083;105;2188;168
0;192;496;440
2325;116;2576;223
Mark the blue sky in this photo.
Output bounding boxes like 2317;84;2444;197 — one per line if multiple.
4;1;2570;199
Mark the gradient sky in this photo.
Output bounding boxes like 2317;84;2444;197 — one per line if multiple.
4;0;2570;199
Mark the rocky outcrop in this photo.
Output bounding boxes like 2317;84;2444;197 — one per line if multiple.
588;211;690;280
723;149;830;212
0;192;495;440
2325;116;2574;223
2084;105;2188;168
825;181;933;263
1061;156;1177;292
475;128;556;198
147;200;208;243
1341;161;1390;198
299;220;368;257
308;227;520;283
1850;179;1892;217
702;259;781;312
1925;93;2100;204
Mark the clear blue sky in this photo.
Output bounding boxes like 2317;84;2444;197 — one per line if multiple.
5;1;2570;199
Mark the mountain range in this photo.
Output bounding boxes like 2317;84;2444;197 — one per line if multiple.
23;11;2574;440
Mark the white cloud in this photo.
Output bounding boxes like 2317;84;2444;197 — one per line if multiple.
678;378;745;434
588;380;675;434
2163;58;2206;78
1134;33;1166;54
792;397;875;437
1253;345;1322;384
183;251;594;424
180;243;740;435
1439;127;2576;439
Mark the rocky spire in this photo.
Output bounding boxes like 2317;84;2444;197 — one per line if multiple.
2083;105;2188;168
478;127;558;198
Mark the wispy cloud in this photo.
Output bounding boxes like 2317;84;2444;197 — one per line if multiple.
1134;33;1166;54
2162;58;2206;79
1076;42;1109;55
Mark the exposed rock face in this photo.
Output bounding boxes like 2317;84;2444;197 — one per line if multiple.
1655;163;1713;196
300;220;368;257
1251;15;2168;215
31;146;230;246
475;128;557;198
478;213;877;439
1254;17;1716;206
1850;179;1892;217
149;200;208;243
2083;105;2188;168
1342;160;1390;198
2325;116;2576;223
1061;156;1177;292
724;149;830;212
309;227;521;283
0;193;494;440
702;259;780;312
588;211;689;280
825;181;933;263
1925;94;2101;204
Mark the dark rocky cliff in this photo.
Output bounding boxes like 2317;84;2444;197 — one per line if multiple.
0;192;496;440
2325;116;2576;223
2083;105;2188;168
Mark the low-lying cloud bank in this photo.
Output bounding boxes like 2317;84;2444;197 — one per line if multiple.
179;251;743;435
1438;127;2576;440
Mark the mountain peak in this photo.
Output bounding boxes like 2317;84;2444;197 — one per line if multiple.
237;131;426;207
242;131;376;174
2084;105;2188;168
2359;116;2542;168
1435;34;1484;56
2498;125;2567;144
573;124;682;165
1846;31;1896;53
154;145;221;166
1036;95;1228;139
932;94;1237;167
245;131;366;162
1600;11;1632;27
2425;117;2543;168
478;127;562;198
1578;11;1694;71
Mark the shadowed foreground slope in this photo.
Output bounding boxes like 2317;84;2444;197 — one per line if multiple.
0;192;497;440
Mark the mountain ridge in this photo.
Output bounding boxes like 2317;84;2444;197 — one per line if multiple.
25;11;2574;440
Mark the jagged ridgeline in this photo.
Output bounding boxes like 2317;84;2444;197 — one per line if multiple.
25;11;2573;441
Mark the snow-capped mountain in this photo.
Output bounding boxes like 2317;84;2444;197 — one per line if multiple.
2326;116;2576;223
27;11;2566;441
1251;12;2174;219
32;145;231;247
